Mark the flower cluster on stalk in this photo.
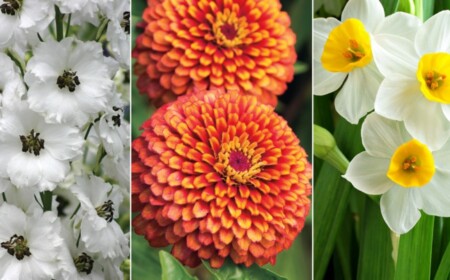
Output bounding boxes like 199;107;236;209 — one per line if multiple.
315;0;450;234
132;0;311;269
0;0;131;279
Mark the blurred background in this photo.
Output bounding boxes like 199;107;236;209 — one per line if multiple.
131;0;312;278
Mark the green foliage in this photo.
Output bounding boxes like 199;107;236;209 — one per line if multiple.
160;251;198;280
203;259;286;280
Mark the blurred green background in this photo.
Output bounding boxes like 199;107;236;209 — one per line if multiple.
131;0;312;279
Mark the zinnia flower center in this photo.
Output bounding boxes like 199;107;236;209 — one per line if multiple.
1;234;31;260
74;252;94;274
417;53;450;104
215;136;265;184
321;18;372;73
213;9;248;48
96;200;114;222
387;139;435;188
121;11;130;35
0;0;21;16
20;129;45;156
57;70;80;92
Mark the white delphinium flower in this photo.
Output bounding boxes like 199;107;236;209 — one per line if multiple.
71;175;128;259
101;150;130;191
58;219;106;280
0;52;25;107
0;101;84;190
344;113;450;234
0;203;64;279
94;93;130;159
1;185;59;214
314;0;421;124
56;0;114;26
24;37;117;126
105;0;130;68
373;11;450;150
0;0;54;48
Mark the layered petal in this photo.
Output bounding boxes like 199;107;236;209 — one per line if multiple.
341;0;385;32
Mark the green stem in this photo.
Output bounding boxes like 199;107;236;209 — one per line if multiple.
65;14;72;38
93;145;106;175
84;123;94;140
70;203;81;219
95;18;110;42
54;5;64;41
6;49;25;77
414;0;423;20
2;193;6;202
40;191;53;212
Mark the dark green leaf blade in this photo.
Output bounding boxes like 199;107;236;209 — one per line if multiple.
203;258;287;280
160;251;197;280
380;0;400;15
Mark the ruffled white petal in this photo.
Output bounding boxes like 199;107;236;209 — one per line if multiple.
335;62;382;124
344;152;394;195
372;34;418;79
380;187;421;234
415;10;450;55
341;0;385;32
361;113;411;157
313;61;347;96
374;76;421;121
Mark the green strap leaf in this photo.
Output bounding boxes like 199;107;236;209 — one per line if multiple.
160;251;197;280
203;258;287;280
131;233;162;280
414;0;435;20
380;0;400;15
394;213;434;280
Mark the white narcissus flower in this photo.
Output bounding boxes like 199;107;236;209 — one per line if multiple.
373;10;450;150
105;0;130;68
0;0;54;48
0;203;64;280
344;113;450;234
71;175;129;259
24;37;117;127
0;101;84;191
314;0;421;124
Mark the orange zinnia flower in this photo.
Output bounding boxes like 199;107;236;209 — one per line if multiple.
132;90;311;268
133;0;297;107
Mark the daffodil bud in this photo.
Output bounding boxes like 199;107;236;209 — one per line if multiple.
314;125;349;174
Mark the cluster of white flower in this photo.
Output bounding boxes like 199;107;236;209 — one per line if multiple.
315;0;450;234
0;0;130;279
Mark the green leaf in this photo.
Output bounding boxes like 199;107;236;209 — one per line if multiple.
357;199;395;280
435;239;450;280
314;117;364;280
394;213;434;280
160;251;197;280
294;62;309;75
131;232;163;280
203;258;287;280
434;0;450;12
414;0;434;20
380;0;400;15
397;0;415;14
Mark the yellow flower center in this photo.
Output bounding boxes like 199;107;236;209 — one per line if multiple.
387;139;435;188
215;136;264;185
417;53;450;104
213;8;249;48
321;18;373;73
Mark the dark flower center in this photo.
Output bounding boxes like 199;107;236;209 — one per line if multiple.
111;106;123;127
0;0;21;16
220;23;238;40
20;129;45;156
229;150;251;172
74;252;94;274
121;11;130;35
57;70;80;92
96;200;114;222
1;234;31;260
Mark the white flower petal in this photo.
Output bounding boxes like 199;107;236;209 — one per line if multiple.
415;169;450;217
404;95;450;150
313;17;341;62
374;12;422;40
361;113;411;157
344;152;394;195
372;34;418;79
441;104;450;122
335;63;382;124
374;76;421;121
341;0;385;32
380;187;421;234
8;153;42;188
432;140;450;170
313;61;347;96
415;10;450;54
